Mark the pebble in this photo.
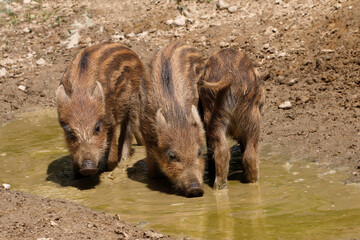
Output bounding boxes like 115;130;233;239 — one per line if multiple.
219;42;229;48
287;78;298;86
183;9;192;17
2;183;11;190
0;58;16;66
278;52;286;57
36;58;46;66
200;36;206;42
18;85;26;91
126;32;135;38
166;19;174;25
263;43;270;50
174;15;186;26
217;0;229;10
0;67;7;77
275;0;282;4
228;6;238;13
23;0;31;3
23;27;31;33
66;31;80;49
278;101;292;109
144;231;164;239
50;221;58;227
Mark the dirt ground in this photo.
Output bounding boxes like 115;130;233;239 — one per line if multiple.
0;0;359;239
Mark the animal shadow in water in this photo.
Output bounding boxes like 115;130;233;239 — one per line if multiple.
46;155;100;190
126;158;180;196
204;144;246;188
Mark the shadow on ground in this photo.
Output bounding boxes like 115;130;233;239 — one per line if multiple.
46;155;100;190
126;158;180;196
126;144;247;194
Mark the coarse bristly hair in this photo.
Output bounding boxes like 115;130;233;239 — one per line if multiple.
56;42;146;177
199;48;264;190
139;40;206;197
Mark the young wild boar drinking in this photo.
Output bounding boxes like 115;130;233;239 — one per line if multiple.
199;48;264;190
139;41;205;198
56;42;145;178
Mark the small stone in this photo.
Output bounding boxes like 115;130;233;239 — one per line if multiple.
228;6;238;13
18;85;26;91
126;32;135;38
0;58;16;66
279;101;292;109
217;0;229;10
66;31;80;49
287;78;298;86
2;183;11;189
278;52;286;57
0;68;7;77
219;42;229;48
174;15;186;26
23;0;31;3
144;231;164;239
297;95;310;103
36;58;46;66
50;221;58;227
110;34;125;41
321;49;335;53
23;27;31;33
200;36;206;42
183;9;192;17
275;0;282;4
137;31;148;38
263;43;270;50
166;19;174;25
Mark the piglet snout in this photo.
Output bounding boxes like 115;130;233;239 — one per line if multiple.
79;160;98;176
185;182;204;198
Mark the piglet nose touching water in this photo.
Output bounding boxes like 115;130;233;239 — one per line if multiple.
139;41;206;197
56;42;146;178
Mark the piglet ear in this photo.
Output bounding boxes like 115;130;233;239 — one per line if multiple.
190;105;202;127
56;85;70;104
156;108;168;131
92;81;104;102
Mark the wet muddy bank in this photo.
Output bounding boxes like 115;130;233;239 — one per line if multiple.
0;188;173;240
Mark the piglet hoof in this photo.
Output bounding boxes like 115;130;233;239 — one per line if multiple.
243;172;259;183
213;178;227;190
185;182;204;198
79;160;99;176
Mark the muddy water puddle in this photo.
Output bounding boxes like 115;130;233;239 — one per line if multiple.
0;109;359;239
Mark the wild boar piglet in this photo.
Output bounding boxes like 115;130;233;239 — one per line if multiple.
139;41;205;197
199;48;264;189
56;42;145;178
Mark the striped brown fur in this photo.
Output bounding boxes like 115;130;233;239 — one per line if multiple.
139;40;205;197
199;48;264;189
56;42;145;177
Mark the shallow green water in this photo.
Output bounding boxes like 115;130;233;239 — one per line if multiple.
0;109;359;239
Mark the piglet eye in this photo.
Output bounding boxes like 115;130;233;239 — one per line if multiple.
60;122;77;141
94;121;102;134
198;147;202;157
166;150;178;162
